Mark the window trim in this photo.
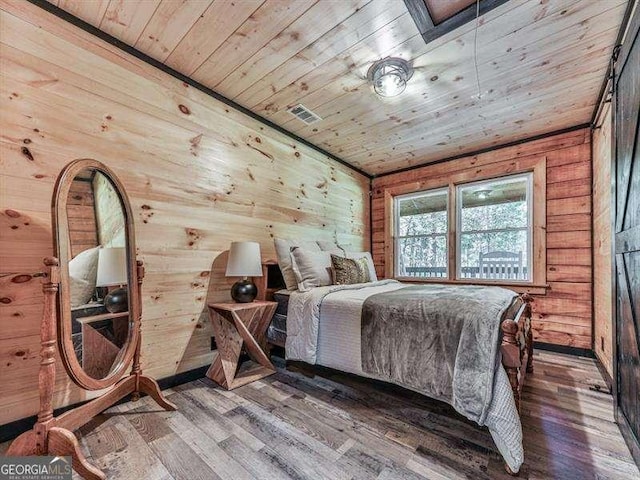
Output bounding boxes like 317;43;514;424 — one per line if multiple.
384;155;547;292
455;172;534;283
394;187;449;278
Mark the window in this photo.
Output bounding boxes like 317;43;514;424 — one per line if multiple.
456;173;532;282
393;172;535;284
394;188;448;278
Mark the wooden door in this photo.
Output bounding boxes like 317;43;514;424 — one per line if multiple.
613;3;640;466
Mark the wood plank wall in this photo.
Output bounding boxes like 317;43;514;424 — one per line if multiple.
67;179;98;257
0;2;369;426
371;128;593;350
592;102;613;377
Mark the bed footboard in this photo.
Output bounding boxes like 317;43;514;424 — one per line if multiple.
501;294;533;413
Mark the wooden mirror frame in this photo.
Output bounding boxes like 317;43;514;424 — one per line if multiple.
53;159;139;390
6;159;176;480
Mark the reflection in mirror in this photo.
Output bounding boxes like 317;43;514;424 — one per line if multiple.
66;168;130;380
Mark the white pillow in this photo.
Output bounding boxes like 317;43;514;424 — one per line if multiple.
290;248;332;292
69;246;100;308
328;250;377;282
274;238;321;290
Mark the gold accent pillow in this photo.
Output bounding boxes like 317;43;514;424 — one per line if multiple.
331;254;371;285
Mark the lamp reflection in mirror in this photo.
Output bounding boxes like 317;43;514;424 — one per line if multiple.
226;241;262;303
474;189;493;200
97;247;128;313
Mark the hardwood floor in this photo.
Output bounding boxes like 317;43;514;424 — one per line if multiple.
2;351;639;479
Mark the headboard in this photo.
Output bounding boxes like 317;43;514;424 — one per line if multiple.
256;260;286;300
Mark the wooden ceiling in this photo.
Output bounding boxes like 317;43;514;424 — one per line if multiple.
45;0;628;176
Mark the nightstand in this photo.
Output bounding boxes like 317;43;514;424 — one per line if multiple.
206;301;277;390
75;310;129;379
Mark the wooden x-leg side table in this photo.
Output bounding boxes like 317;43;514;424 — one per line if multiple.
206;301;277;390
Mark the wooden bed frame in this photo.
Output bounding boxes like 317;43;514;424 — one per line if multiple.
500;293;534;475
501;293;534;414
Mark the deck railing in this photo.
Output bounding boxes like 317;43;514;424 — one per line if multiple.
403;266;528;280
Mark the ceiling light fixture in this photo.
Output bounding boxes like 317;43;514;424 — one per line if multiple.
367;57;413;97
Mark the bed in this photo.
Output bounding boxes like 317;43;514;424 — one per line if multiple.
266;240;533;474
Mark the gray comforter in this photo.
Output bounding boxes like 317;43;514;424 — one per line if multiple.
361;284;517;425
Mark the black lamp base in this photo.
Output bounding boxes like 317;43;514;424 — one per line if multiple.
104;287;128;313
231;279;257;303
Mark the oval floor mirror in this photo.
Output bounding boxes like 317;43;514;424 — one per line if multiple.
6;159;176;480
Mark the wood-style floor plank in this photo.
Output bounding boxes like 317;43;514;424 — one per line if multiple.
2;351;638;480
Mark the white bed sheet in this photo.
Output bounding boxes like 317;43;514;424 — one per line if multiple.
316;282;404;375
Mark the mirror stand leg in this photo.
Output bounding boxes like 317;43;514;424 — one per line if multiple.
5;430;37;456
130;332;142;402
127;322;175;410
137;376;177;411
48;427;105;480
130;260;144;402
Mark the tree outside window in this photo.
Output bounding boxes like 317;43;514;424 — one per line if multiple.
457;173;532;281
395;189;448;278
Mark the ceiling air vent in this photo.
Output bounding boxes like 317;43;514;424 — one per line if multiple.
287;104;322;125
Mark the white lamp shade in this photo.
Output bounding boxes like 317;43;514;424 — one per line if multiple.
225;242;263;277
96;247;128;287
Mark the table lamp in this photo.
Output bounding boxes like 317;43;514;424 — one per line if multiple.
96;247;128;313
226;241;262;303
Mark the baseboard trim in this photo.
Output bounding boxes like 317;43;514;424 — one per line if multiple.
0;366;208;444
157;366;208;391
533;342;595;358
594;355;614;391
